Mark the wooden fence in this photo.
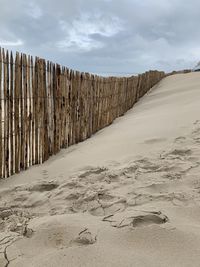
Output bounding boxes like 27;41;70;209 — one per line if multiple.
0;48;165;179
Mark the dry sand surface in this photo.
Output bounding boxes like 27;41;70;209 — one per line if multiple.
0;72;200;266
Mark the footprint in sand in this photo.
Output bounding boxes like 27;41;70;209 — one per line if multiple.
143;137;166;144
73;228;97;246
106;211;168;229
194;120;200;125
42;169;49;179
168;148;192;157
131;213;168;227
28;182;59;192
159;148;192;161
78;167;108;178
174;136;186;143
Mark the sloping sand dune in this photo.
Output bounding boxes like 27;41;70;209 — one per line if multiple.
0;72;200;266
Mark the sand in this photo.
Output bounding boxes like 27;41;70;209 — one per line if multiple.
0;72;200;266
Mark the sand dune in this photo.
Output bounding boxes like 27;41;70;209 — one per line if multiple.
0;72;200;266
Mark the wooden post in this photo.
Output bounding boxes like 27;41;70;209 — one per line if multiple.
23;54;28;169
10;52;14;175
27;55;31;167
0;48;2;178
31;56;35;165
34;57;39;164
3;49;8;177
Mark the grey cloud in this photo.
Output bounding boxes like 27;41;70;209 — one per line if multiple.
0;0;199;74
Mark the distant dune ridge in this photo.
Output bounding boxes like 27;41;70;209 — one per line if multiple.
0;72;200;266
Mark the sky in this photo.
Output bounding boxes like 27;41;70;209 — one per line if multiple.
0;0;200;76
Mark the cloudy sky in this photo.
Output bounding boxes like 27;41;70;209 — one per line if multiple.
0;0;199;75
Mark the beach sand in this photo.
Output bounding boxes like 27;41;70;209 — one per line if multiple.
0;72;200;266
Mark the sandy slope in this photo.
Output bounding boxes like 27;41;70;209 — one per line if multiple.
0;72;200;266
